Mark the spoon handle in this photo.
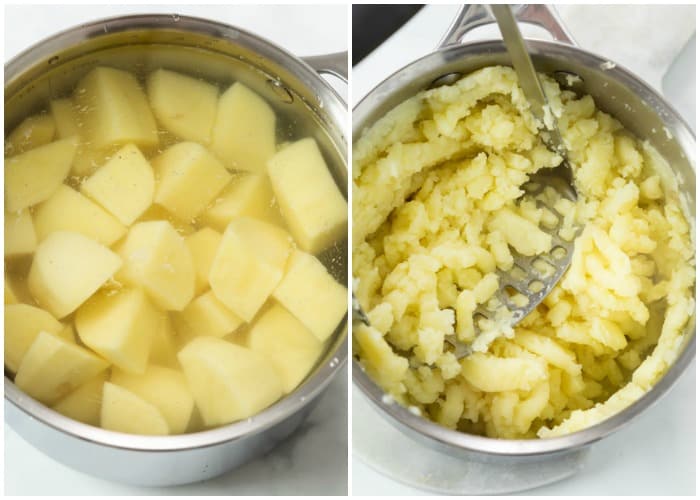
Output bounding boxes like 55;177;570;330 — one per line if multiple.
491;4;565;152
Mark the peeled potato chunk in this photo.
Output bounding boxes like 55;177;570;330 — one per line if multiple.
5;210;37;258
201;173;283;231
210;82;276;173
111;365;194;434
5;276;18;305
76;288;162;374
178;336;282;426
81;143;155;225
74;66;158;150
5;303;64;374
209;217;292;321
247;303;323;393
33;185;126;246
147;69;219;145
5;137;78;212
152;141;231;222
267;138;347;254
273;250;347;342
28;231;122;318
185;228;222;295
149;315;179;368
180;290;243;338
15;331;109;405
52;371;108;426
49;98;80;139
5;113;56;156
116;221;195;311
101;382;169;435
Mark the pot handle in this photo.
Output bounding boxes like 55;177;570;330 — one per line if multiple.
438;4;576;49
303;51;348;83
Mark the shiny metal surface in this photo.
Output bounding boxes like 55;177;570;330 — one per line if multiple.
4;14;348;486
352;4;695;459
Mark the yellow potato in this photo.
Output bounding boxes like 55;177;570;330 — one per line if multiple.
272;250;347;342
178;336;282;426
101;382;169;435
28;231;122;318
52;371;108;426
111;365;194;434
5;113;56;156
180;290;243;338
5;303;64;374
152;141;231;222
201;173;283;231
49;98;80;138
116;221;194;311
208;217;291;321
81;143;155;225
5;210;37;258
149;315;179;368
15;331;109;405
210;82;276;173
185;228;221;295
5;137;78;212
246;303;323;393
75;288;162;374
74;66;158;149
147;69;218;145
33;185;126;246
267;138;347;254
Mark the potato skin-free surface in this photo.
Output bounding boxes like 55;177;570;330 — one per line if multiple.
5;65;346;437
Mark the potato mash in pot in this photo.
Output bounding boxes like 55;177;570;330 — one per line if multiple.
352;66;694;439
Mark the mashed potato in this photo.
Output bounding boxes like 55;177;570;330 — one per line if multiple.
352;66;695;439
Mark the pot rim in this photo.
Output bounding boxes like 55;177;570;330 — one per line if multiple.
352;37;696;456
4;13;349;452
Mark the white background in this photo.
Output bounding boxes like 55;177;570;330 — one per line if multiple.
4;4;349;496
351;4;696;496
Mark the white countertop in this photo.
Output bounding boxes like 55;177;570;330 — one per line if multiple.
4;4;348;496
351;4;696;496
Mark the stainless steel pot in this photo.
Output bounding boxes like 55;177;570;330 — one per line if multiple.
4;14;348;486
353;2;695;467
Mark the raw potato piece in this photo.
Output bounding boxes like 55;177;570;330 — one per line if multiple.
81;143;155;225
247;304;323;393
76;288;162;374
5;113;56;156
149;315;179;368
178;336;283;426
5;303;63;373
5;210;37;258
74;66;158;149
111;365;194;434
152;142;231;222
210;82;276;173
28;231;122;318
267;138;347;254
181;290;243;338
52;371;108;426
185;228;222;295
50;98;80;138
227;217;293;271
209;218;291;321
201;173;283;231
15;331;109;405
116;221;195;311
273;250;347;342
33;185;126;246
101;382;169;435
71;145;119;177
147;69;218;145
5;137;78;212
